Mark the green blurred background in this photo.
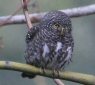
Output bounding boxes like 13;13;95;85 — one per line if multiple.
0;0;95;85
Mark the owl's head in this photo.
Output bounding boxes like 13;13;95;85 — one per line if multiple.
40;10;72;35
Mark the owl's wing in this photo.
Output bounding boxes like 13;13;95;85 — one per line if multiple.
26;25;39;43
22;25;40;78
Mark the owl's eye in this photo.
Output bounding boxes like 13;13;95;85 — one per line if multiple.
53;23;60;28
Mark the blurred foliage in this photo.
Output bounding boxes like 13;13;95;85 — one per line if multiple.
0;0;95;85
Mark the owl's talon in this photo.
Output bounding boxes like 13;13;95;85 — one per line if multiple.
52;70;55;77
43;68;46;75
39;67;42;74
56;69;60;77
52;69;60;78
39;67;46;75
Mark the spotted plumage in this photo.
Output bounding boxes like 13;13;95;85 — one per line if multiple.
22;10;74;78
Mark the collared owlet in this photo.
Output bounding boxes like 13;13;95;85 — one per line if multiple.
22;10;74;78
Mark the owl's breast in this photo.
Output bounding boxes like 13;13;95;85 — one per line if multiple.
25;33;73;70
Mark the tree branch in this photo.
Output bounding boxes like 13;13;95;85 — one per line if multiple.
0;61;95;85
0;4;95;26
0;0;30;27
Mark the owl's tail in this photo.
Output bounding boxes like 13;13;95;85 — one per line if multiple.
21;72;36;79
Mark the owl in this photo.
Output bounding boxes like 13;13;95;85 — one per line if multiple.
22;10;74;78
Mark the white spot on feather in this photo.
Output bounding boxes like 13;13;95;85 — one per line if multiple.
65;46;72;61
55;42;62;52
28;33;31;38
42;43;50;57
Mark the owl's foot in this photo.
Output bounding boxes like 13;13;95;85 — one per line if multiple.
39;67;46;75
52;69;60;78
43;68;46;75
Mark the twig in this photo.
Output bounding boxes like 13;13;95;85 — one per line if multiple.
0;61;95;85
0;4;95;26
21;0;32;29
0;0;30;27
54;79;65;85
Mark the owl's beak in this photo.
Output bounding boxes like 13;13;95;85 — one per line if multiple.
60;27;64;34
